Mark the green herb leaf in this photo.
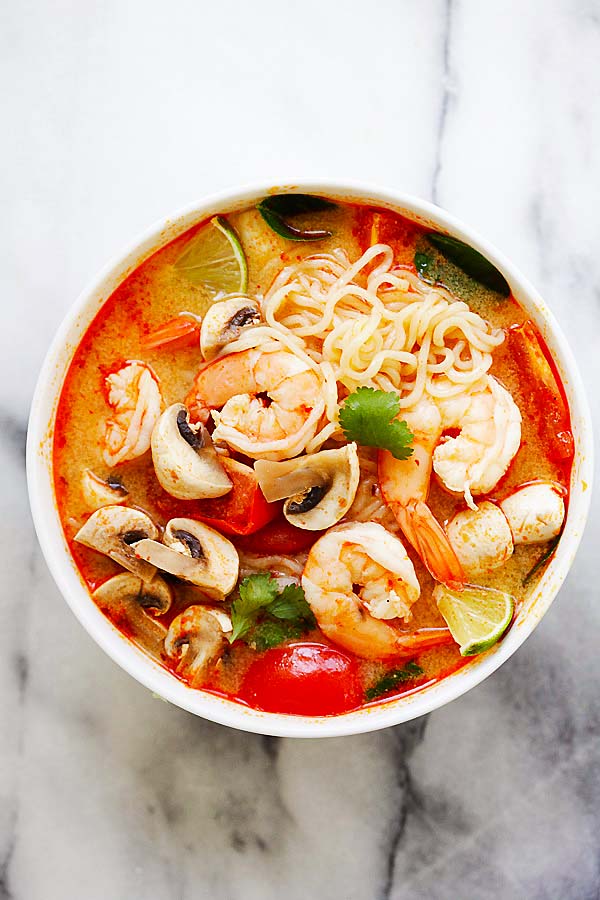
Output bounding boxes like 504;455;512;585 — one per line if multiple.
365;661;424;701
257;194;336;242
427;233;510;297
522;535;561;586
268;583;315;623
229;577;315;646
250;619;305;651
339;387;414;460
229;573;279;642
414;233;510;300
260;195;336;216
414;250;435;281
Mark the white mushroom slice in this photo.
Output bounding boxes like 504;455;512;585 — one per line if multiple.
165;605;232;688
133;518;239;600
447;501;514;577
499;482;565;544
81;469;129;512
93;573;172;656
254;444;360;531
200;297;261;361
74;506;159;582
151;403;232;500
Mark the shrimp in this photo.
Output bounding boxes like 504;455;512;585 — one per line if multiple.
186;347;325;461
378;376;521;586
103;361;163;467
301;522;453;659
378;397;466;588
433;376;522;506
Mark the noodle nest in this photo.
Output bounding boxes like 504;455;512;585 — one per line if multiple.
223;242;504;451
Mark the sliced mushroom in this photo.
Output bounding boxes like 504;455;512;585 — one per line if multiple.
164;605;232;687
74;506;159;582
81;469;129;512
93;573;172;656
254;443;360;530
200;297;261;361
151;403;232;500
499;482;565;544
446;501;514;577
132;518;239;600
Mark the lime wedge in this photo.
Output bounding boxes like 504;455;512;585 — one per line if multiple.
433;584;515;656
174;215;248;293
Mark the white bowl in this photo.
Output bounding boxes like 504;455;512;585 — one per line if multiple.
27;181;593;738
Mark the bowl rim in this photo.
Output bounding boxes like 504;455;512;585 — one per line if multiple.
26;179;594;738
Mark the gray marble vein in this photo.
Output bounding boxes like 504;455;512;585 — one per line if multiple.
1;0;599;898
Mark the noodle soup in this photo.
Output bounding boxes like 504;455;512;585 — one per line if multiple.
52;196;574;716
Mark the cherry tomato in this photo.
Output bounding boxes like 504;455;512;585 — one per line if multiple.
235;515;324;555
240;643;362;716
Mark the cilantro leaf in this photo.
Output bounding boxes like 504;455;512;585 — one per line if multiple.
250;620;305;651
268;584;315;624
365;661;424;701
229;574;279;642
229;577;315;647
338;387;414;460
239;573;279;609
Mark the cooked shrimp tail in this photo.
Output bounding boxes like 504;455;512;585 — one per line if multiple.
392;500;465;589
378;397;465;587
392;627;454;654
141;314;201;350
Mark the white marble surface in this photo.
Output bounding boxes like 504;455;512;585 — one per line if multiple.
2;1;599;897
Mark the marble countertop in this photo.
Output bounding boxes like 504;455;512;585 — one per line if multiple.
2;1;599;897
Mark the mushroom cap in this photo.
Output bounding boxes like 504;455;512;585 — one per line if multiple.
133;518;239;600
254;443;360;531
446;501;514;577
74;506;159;582
499;481;565;544
164;605;232;687
200;296;260;361
151;403;232;500
93;572;172;656
81;469;129;512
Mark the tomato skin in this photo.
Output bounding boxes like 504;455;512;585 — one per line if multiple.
155;457;280;536
235;515;324;555
509;322;574;465
240;643;362;716
354;206;426;264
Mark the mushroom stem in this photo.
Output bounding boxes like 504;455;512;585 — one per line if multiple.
74;506;159;582
165;606;232;687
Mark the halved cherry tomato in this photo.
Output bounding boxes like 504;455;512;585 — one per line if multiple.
240;643;362;716
141;315;201;350
155;457;280;536
235;515;324;555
